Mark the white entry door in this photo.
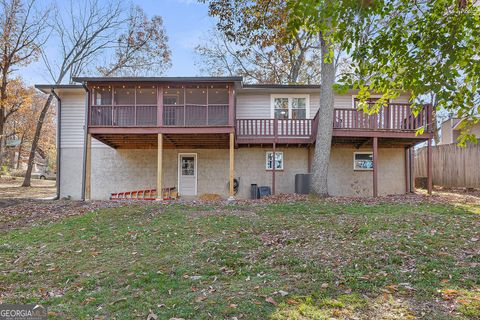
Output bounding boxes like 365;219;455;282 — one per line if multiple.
178;154;197;196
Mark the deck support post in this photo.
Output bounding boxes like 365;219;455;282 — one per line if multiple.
228;132;235;200
373;137;378;197
404;146;410;193
427;138;433;195
272;142;276;195
85;133;92;200
157;133;163;200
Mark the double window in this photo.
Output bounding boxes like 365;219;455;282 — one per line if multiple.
271;95;309;119
266;151;284;170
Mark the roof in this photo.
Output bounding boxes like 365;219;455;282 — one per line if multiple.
72;76;243;83
242;84;321;89
35;84;84;94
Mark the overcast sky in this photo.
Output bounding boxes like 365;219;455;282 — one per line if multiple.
18;0;213;86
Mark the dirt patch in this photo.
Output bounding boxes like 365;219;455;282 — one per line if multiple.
0;200;126;231
0;177;56;200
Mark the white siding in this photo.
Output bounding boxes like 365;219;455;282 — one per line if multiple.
236;93;270;119
236;90;412;120
59;91;108;149
60;92;86;148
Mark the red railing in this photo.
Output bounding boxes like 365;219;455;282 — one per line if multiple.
333;103;431;131
90;104;229;127
236;118;314;139
90;105;157;127
163;104;228;126
236;104;431;141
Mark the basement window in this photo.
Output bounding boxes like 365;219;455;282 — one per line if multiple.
266;152;284;170
354;152;373;171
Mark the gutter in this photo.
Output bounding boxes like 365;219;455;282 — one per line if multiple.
80;83;90;201
51;89;61;200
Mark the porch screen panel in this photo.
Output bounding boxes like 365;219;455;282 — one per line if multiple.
136;86;157;126
114;86;135;126
207;86;229;125
185;86;207;126
163;86;185;126
91;87;113;126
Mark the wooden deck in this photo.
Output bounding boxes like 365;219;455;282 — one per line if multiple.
86;81;433;148
236;103;433;146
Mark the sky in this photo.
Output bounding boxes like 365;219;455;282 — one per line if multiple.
19;0;214;86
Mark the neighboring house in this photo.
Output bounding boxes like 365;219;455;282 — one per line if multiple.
4;138;47;172
36;77;433;200
439;117;480;145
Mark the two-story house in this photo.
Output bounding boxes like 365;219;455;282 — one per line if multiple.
36;77;433;200
440;117;480;145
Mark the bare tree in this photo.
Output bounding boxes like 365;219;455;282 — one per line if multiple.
22;0;124;187
98;5;171;77
0;0;47;165
195;28;321;84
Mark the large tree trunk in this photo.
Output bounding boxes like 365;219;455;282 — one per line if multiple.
22;94;53;187
311;34;335;196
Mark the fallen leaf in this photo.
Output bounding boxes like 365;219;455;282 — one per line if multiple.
146;311;158;320
265;297;277;305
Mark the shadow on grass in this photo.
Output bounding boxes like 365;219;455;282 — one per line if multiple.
0;200;478;319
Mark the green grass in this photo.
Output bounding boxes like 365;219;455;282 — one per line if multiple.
1;200;479;319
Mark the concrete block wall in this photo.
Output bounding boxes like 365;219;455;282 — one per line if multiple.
60;143;406;200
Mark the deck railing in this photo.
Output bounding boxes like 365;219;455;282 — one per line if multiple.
333;103;431;131
90;105;157;127
236;118;314;140
236;104;431;141
163;104;228;126
90;104;229;127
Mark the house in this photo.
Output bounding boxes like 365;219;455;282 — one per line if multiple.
4;138;48;173
35;77;433;200
439;117;480;145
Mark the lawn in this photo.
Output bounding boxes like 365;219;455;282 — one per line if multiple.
1;198;479;319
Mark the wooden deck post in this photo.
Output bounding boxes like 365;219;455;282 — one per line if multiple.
272;142;276;195
229;132;235;200
157;133;163;200
427;138;433;195
85;133;92;200
373;137;378;197
157;86;163;126
405;146;410;193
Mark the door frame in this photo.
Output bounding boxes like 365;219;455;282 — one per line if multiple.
178;153;198;196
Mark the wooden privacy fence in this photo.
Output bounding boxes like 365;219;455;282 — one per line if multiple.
415;144;480;188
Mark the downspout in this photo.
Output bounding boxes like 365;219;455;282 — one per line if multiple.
80;83;90;201
51;89;61;200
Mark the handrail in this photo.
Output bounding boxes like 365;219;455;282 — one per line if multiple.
236;103;432;141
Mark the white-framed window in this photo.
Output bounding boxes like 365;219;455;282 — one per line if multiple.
266;151;284;170
271;94;309;119
353;152;374;171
